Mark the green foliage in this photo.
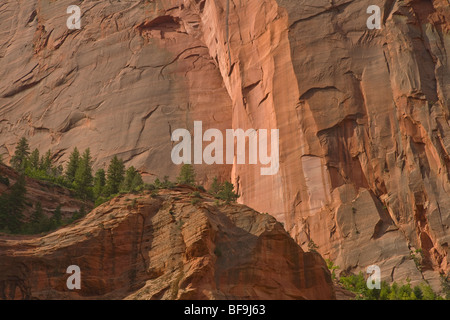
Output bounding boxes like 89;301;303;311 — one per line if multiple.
325;259;340;280
207;177;240;204
215;181;239;204
105;156;125;196
93;169;106;199
121;166;144;193
190;191;201;198
1;138;246;236
208;176;221;197
94;196;108;207
29;149;40;170
65;147;80;183
0;174;9;186
150;189;159;198
0;175;27;233
52;205;62;226
73;148;93;200
410;249;424;271
441;273;450;300
177;164;196;186
23;202;55;234
11;137;30;171
337;270;444;300
307;239;319;253
67;206;87;224
39;150;52;173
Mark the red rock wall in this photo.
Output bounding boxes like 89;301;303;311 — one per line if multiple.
0;0;449;289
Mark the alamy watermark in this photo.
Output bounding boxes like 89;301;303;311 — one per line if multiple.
171;121;279;176
66;5;81;30
66;265;81;290
367;5;381;30
366;265;381;289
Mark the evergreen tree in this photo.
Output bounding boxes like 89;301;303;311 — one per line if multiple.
208;176;221;196
73;149;93;200
11;137;30;171
39;150;52;173
122;166;137;191
131;172;144;191
0;193;9;231
3;175;27;233
93;169;106;199
122;166;144;192
413;286;423;300
30;202;44;225
177;164;196;186
105;156;125;196
52;205;62;226
0;174;9;186
65;147;80;183
70;205;86;222
28;148;40;170
216;181;239;203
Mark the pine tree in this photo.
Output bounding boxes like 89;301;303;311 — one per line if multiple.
4;175;27;233
216;181;239;203
131;172;144;191
73;149;93;200
122;166;144;192
39;150;52;173
30;202;44;225
55;165;64;177
71;205;86;222
52;205;62;227
93;169;106;199
65;147;80;183
122;166;137;191
0;193;9;231
25;201;46;234
177;164;196;186
28;148;40;170
11;137;30;171
209;177;221;196
105;156;125;196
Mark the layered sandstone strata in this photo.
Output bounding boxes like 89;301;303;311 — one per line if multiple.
0;187;334;300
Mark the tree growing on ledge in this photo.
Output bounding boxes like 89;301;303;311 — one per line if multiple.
65;147;80;183
74;148;94;200
11;137;30;171
105;155;125;196
177;164;196;186
216;181;239;204
0;174;27;233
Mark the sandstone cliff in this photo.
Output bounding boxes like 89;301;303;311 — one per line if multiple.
0;187;334;300
0;0;449;289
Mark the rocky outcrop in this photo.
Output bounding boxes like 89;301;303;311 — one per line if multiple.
0;163;89;218
0;187;334;300
0;0;449;289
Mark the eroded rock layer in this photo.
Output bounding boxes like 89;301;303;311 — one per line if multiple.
0;188;334;300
